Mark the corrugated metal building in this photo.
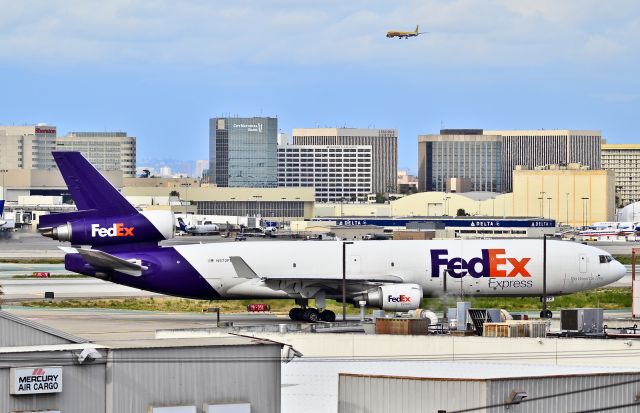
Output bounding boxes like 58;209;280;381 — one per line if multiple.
338;368;640;413
0;311;283;413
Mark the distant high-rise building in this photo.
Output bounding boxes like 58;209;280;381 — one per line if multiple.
278;144;372;202
418;129;602;193
0;125;57;170
601;143;640;206
277;132;289;146
159;166;172;177
292;128;397;193
0;125;136;177
209;117;278;187
397;170;418;194
418;131;503;192
195;160;208;178
486;129;601;192
56;131;136;177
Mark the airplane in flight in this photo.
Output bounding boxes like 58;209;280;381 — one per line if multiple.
177;217;219;236
39;152;625;322
386;25;425;39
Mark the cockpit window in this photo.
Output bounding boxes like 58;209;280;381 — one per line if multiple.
599;255;613;263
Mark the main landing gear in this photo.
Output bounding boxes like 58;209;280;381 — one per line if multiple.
288;298;336;323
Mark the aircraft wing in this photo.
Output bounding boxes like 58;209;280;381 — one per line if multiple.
229;256;403;293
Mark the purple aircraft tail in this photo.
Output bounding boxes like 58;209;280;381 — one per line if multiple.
53;151;138;215
38;152;174;247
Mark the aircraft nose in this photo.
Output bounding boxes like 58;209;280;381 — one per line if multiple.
610;260;627;283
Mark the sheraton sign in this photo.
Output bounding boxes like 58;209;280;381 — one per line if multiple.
10;366;63;395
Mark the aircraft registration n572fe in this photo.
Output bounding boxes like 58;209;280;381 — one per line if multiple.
39;152;626;322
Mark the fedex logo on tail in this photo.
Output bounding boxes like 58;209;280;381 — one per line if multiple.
430;249;531;279
91;223;134;238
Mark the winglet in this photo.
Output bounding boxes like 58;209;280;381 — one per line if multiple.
229;256;258;279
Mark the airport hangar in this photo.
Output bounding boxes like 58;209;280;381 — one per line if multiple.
0;310;283;413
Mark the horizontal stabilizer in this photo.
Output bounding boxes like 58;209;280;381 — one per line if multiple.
76;248;147;277
230;256;258;279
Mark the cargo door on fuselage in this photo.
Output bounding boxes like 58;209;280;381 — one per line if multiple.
579;254;588;273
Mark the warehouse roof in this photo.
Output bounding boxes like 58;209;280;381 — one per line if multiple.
98;335;284;350
0;310;88;345
335;361;640;381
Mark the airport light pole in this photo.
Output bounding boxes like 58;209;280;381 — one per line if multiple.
581;197;589;228
0;169;7;201
566;193;570;226
547;197;552;221
541;233;551;319
342;241;354;321
181;183;191;215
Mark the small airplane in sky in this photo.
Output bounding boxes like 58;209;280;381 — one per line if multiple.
386;25;425;39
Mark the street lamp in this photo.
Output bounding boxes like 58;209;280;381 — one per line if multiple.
342;241;354;321
180;183;191;215
0;169;7;201
252;195;263;218
565;193;570;226
546;197;552;221
581;197;589;228
541;233;552;319
443;195;451;216
539;191;546;218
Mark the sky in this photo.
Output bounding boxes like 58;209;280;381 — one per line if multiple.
1;0;639;173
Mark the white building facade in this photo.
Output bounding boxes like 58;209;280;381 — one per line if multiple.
0;125;136;177
278;144;372;203
601;143;640;207
293;128;397;194
56;132;136;177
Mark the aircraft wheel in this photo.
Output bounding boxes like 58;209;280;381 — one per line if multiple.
320;310;336;322
289;308;304;321
303;308;320;323
540;309;552;319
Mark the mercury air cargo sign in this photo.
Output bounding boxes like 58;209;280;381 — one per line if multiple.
10;366;63;395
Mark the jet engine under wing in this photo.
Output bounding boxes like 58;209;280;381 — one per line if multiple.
229;256;403;293
76;248;148;277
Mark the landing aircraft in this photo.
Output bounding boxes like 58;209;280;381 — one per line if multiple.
177;217;219;236
386;25;425;39
39;152;625;322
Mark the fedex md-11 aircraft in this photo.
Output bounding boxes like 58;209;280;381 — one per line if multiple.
39;152;626;322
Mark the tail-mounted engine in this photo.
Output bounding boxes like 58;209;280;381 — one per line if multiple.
39;210;175;246
356;283;423;311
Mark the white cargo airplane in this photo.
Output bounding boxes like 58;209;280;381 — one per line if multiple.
41;152;627;322
177;217;219;235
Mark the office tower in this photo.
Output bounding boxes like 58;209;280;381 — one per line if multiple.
292;128;397;193
209;117;278;187
278;144;372;202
